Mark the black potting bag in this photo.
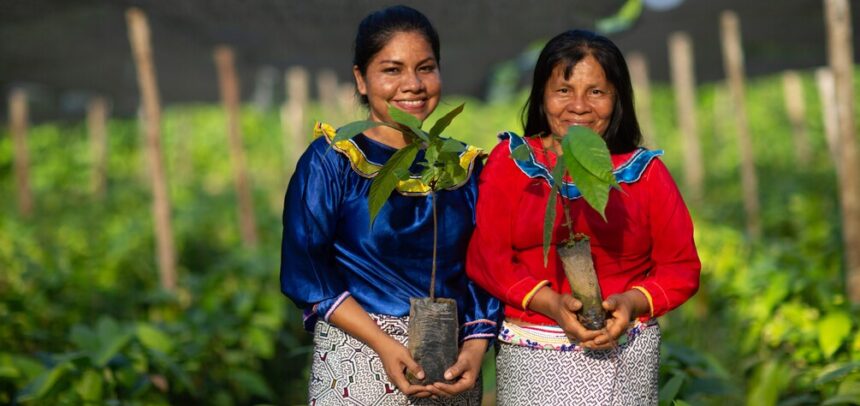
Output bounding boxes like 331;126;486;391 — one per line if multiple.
407;297;459;385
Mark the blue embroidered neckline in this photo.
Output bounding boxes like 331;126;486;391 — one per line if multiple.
499;132;663;200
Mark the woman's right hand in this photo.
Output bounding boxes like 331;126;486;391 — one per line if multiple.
528;286;601;344
372;335;433;398
327;297;433;397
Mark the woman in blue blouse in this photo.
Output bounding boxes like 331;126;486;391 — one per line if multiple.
280;5;500;404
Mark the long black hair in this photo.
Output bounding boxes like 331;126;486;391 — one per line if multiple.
522;29;641;154
352;5;440;106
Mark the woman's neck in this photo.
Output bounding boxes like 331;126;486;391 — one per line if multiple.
541;135;563;156
364;124;409;149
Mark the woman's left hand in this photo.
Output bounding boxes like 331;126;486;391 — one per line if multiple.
427;339;488;397
586;290;650;350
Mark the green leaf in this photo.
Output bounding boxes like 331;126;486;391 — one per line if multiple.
428;102;465;138
332;120;385;144
818;311;852;358
510;144;532;161
136;323;174;354
230;369;274;400
93;318;134;367
673;401;693;406
388;104;423;129
440;138;465;153
563;126;619;185
815;361;860;386
658;373;685;406
16;362;74;402
393;167;412;181
543;164;565;267
563;149;611;220
74;369;103;402
368;143;419;225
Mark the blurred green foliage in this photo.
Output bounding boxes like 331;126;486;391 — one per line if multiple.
1;67;859;404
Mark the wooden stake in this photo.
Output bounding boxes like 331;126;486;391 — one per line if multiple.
316;69;339;117
825;0;860;303
720;10;761;240
126;7;177;291
816;68;840;172
214;45;259;249
782;71;812;166
337;83;358;122
627;52;657;147
9;88;33;218
87;96;109;199
668;32;705;203
283;66;309;173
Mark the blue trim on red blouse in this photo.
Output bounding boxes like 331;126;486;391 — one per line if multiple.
498;131;663;200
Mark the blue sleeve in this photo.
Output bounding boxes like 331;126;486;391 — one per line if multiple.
280;139;351;325
459;157;504;342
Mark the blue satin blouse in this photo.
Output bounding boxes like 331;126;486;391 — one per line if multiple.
280;123;501;341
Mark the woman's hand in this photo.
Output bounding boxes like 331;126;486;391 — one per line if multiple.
588;289;650;350
372;335;434;398
428;339;488;397
528;286;601;344
327;297;433;397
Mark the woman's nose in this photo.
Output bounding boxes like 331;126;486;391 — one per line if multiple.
567;93;590;114
401;71;424;92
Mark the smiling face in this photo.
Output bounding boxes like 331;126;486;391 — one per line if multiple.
542;54;616;137
353;30;441;125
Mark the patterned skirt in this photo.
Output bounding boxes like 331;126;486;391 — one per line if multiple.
495;319;660;405
309;314;482;405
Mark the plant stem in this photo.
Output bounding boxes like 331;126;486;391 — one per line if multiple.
561;170;576;243
430;190;437;300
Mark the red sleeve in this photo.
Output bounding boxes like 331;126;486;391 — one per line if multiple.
466;141;551;311
631;158;701;318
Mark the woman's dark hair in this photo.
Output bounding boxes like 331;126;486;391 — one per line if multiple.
522;29;641;154
353;5;440;106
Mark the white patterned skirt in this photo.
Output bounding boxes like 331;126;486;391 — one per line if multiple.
495;319;660;405
309;314;482;405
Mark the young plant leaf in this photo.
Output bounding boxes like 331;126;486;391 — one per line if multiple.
559;127;618;220
563;126;619;187
510;143;532;161
543;163;565;266
387;104;428;142
388;104;422;129
332;120;386;144
563;151;611;221
428;102;465;138
368;143;419;225
441;138;465;153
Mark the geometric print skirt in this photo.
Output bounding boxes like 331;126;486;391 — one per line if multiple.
309;314;482;405
495;320;660;406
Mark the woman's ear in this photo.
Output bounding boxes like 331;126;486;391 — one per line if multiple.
353;66;367;96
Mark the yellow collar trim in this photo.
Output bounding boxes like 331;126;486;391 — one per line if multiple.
314;122;483;195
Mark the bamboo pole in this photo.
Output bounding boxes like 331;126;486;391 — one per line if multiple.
720;10;761;240
782;71;812;167
627;52;657;147
9;89;33;218
668;32;704;203
214;45;259;249
824;0;860;303
316;68;339;117
337;83;359;122
283;66;309;173
87;96;109;199
126;7;177;291
816;68;840;172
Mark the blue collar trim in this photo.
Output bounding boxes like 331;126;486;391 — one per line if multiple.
499;131;663;200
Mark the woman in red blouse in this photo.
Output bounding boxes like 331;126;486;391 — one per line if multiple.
466;30;700;404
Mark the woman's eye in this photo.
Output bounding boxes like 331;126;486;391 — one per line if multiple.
419;65;436;73
383;67;399;74
558;88;569;94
